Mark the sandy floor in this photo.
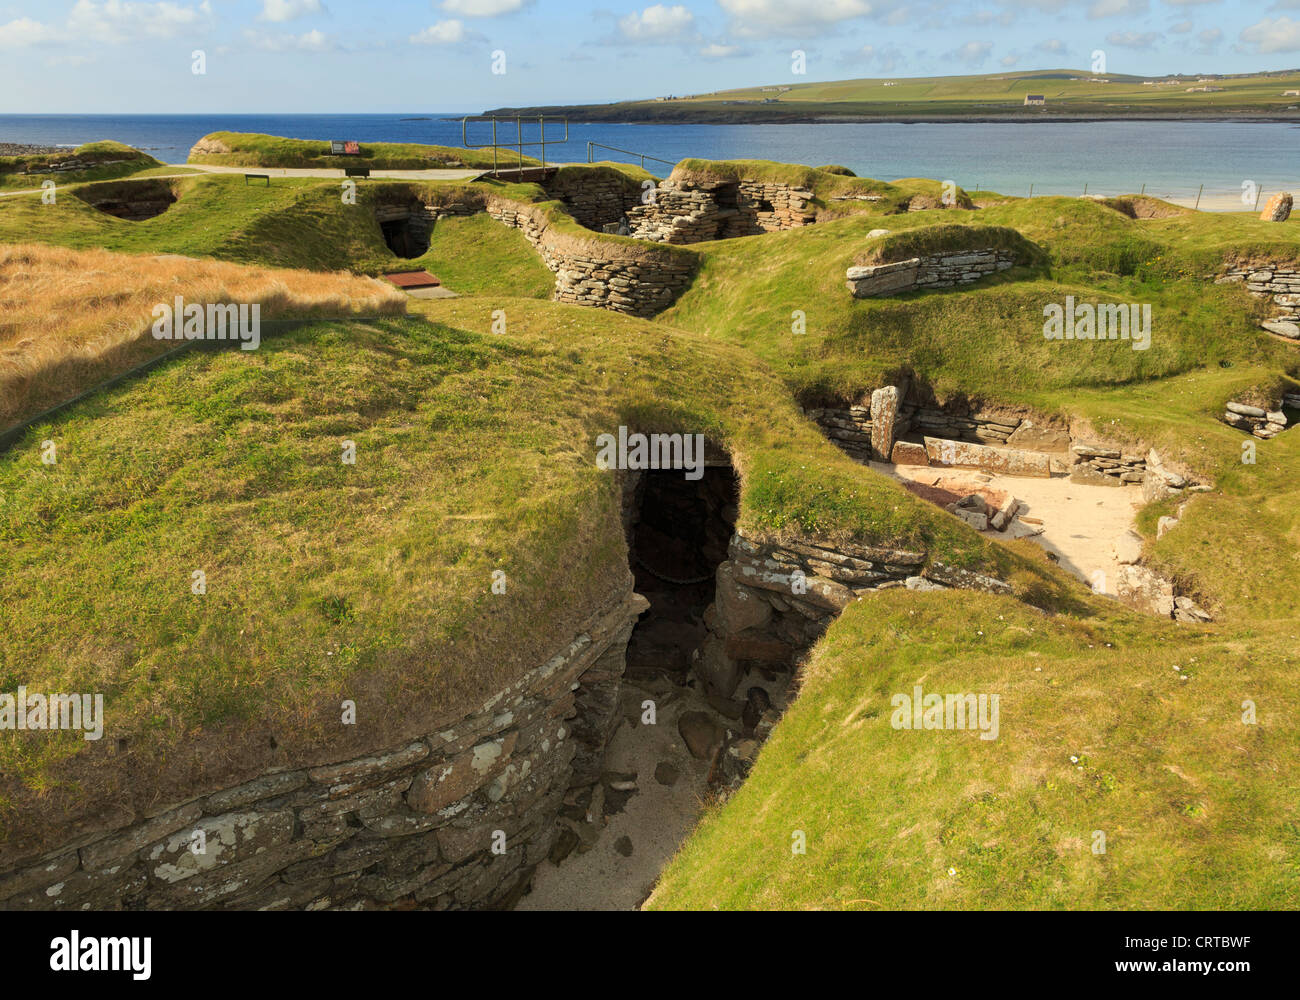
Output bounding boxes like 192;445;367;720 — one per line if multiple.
516;678;713;911
877;461;1144;596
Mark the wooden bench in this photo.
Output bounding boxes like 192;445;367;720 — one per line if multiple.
344;166;371;178
244;173;270;186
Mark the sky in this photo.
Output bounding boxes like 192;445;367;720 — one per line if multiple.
1;0;1298;113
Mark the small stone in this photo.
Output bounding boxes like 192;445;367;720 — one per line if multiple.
613;836;634;858
677;712;722;760
654;762;681;787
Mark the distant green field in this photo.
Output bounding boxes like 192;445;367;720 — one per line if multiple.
489;67;1300;122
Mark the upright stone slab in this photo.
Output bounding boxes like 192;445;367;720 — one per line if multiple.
870;386;900;462
1259;192;1293;223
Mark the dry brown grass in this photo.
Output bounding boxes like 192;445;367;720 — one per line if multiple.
0;243;407;430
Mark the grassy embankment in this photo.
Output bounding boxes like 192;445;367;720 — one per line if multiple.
0;141;162;191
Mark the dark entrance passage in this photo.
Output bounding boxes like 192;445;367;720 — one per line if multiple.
624;465;738;683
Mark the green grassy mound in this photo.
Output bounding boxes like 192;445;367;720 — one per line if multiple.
1;295;1058;852
186;131;527;171
0;142;162;190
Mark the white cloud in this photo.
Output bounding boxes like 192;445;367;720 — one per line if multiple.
1089;0;1148;18
719;0;894;38
410;19;481;44
0;16;56;48
257;0;325;23
1000;51;1021;65
247;27;332;51
67;0;213;44
1240;16;1300;53
1169;19;1192;33
947;39;994;64
1163;0;1220;6
617;4;696;43
850;42;904;72
441;0;532;15
699;42;744;58
1106;29;1162;47
1035;37;1066;51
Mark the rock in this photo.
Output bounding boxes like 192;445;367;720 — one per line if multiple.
724;630;793;666
1157;516;1178;539
1112;530;1144;565
1006;421;1071;452
1226;401;1266;418
407;736;513;814
905;576;946;591
954;507;989;531
677;712;722;760
1259;191;1293;222
870;386;900;462
866;228;891;238
713;561;772;634
1262;320;1300;339
890;440;929;466
742;686;773;733
1115;565;1175;617
549;825;579;865
653;762;680;787
924;437;1051;477
613;836;633;858
1070;464;1124;487
846;257;921;297
705;692;744;720
693;635;742;699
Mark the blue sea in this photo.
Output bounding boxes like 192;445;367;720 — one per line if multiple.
2;113;1297;207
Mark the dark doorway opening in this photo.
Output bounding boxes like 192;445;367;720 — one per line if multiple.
380;217;418;258
624;464;738;683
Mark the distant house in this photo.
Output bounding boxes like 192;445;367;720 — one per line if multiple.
1185;86;1224;93
1024;94;1046;106
1284;90;1300;97
883;81;896;87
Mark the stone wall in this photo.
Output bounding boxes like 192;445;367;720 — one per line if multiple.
1216;261;1300;340
1068;444;1147;486
488;200;696;317
541;172;643;232
846;249;1017;298
807;398;1074;473
627;177;815;244
1222;400;1290;440
0;591;647;912
693;528;1011;701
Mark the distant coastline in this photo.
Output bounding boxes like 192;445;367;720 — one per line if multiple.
480;105;1300;126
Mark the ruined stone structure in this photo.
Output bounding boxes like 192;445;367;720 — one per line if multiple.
693;530;1011;705
846;249;1018;298
540;171;643;233
627;177;815;244
1222;400;1290;440
1216;261;1300;340
488;200;695;317
75;180;178;221
0;591;647;911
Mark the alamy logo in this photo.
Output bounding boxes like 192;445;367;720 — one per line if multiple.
890;685;999;740
152;297;261;350
595;426;706;481
0;687;103;740
50;931;151;980
1043;296;1150;351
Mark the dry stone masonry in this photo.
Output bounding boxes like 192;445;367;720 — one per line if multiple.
0;591;647;911
540;171;644;233
488;199;696;317
694;529;1011;703
846;249;1017;297
1216;260;1300;339
628;176;815;244
1222;400;1290;439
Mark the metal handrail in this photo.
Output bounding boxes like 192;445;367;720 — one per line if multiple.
461;115;568;175
586;141;675;170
